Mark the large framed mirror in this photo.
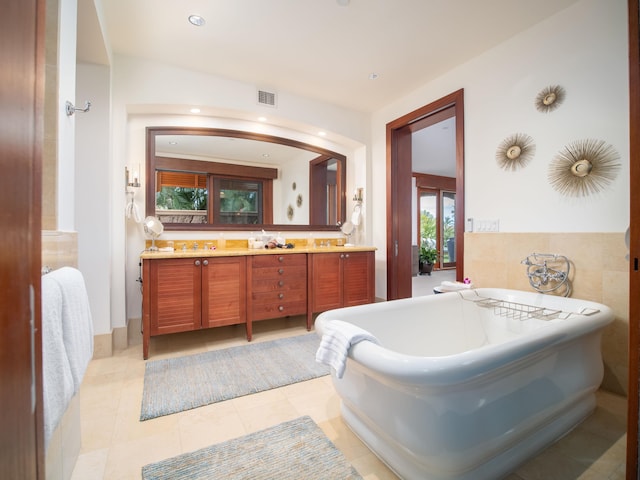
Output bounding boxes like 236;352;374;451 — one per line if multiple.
145;127;346;231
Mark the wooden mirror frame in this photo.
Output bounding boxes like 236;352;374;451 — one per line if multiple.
145;127;346;231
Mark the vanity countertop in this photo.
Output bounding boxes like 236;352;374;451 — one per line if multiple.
140;245;376;260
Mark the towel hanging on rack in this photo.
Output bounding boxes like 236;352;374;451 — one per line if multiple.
125;192;141;223
351;204;361;226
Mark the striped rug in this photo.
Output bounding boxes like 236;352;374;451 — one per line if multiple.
140;334;329;420
141;416;362;479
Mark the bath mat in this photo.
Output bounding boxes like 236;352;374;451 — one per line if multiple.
141;416;362;479
140;334;329;420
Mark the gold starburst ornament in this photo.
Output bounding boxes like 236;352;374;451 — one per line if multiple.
496;133;536;171
535;85;566;113
548;139;621;197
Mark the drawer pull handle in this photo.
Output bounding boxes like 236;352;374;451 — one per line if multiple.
340;254;344;259
278;256;284;262
202;260;209;266
279;293;284;299
278;268;284;274
278;305;285;311
278;280;284;287
195;260;201;266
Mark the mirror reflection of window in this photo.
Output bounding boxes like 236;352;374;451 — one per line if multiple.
215;178;262;225
155;171;208;224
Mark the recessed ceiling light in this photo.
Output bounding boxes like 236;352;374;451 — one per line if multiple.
337;0;350;6
318;131;326;137
188;15;205;27
258;117;267;122
190;108;201;113
368;73;379;80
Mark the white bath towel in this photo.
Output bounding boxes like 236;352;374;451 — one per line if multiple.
316;320;379;379
46;267;94;392
440;280;473;291
41;275;75;449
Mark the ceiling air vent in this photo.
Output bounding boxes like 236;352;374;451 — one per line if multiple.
257;89;277;107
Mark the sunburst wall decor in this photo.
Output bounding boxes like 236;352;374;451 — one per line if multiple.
496;133;536;171
548;139;621;197
535;85;566;113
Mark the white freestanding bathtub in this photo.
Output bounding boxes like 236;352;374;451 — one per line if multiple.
315;288;614;480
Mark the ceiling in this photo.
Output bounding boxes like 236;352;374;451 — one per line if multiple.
85;0;580;114
78;0;580;179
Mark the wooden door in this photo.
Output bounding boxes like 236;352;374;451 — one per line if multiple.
0;0;45;477
310;253;343;312
148;258;202;335
628;0;640;477
202;256;247;328
343;251;375;307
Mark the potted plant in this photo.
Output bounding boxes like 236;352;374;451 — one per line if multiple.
419;246;439;275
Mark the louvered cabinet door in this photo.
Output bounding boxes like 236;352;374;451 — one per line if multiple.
342;251;375;307
148;258;202;336
310;252;343;312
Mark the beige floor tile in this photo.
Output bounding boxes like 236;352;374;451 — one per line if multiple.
176;402;247;453
234;396;301;432
103;432;182;480
70;448;108;480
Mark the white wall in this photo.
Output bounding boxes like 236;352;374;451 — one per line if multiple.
58;0;78;231
370;0;629;297
76;63;112;336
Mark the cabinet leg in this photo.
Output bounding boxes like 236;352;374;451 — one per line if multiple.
246;321;252;342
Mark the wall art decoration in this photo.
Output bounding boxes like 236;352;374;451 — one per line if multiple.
548;139;621;197
287;204;294;220
296;193;303;207
496;133;536;171
535;85;566;113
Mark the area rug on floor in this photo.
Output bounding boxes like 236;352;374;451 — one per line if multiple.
141;416;362;480
140;334;329;420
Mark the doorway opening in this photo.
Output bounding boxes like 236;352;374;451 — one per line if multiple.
386;89;465;300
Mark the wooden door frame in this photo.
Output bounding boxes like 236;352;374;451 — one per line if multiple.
0;0;45;476
628;0;639;477
386;89;465;300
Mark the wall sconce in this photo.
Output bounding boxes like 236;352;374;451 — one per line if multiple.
125;166;140;188
353;187;364;203
65;100;91;116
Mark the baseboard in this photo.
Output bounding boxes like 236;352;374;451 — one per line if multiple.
92;325;129;359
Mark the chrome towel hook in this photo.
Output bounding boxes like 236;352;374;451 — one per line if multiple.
65;100;91;116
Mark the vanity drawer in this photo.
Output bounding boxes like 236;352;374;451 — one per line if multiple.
251;253;306;267
250;265;307;283
251;289;307;306
251;301;307;320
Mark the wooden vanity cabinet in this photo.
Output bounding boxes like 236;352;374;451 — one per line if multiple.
142;249;375;358
142;256;247;359
308;251;375;322
247;254;307;339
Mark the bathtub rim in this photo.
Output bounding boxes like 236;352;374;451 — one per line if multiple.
315;288;613;386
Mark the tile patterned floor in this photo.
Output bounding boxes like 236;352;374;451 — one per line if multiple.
71;317;627;479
